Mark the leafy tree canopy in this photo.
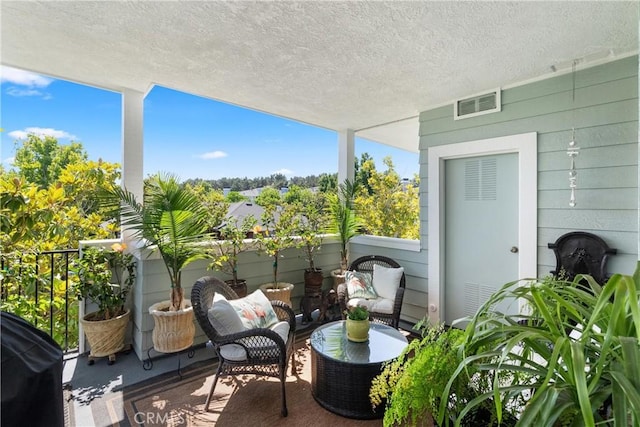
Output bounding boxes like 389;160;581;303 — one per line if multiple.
13;134;88;189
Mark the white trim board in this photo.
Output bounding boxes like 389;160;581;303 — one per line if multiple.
427;132;538;324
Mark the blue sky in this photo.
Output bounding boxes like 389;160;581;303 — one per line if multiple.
1;66;418;181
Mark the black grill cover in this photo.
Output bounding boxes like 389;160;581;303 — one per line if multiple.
1;312;64;427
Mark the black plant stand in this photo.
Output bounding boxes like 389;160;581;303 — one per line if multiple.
142;346;195;380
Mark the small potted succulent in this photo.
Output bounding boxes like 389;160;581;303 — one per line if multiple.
72;243;136;364
344;305;370;342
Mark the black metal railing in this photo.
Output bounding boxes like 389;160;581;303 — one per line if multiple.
1;249;80;352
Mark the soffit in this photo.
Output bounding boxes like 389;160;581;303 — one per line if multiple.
1;1;638;152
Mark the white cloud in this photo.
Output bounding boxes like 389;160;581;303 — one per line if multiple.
6;87;45;97
197;151;228;160
8;127;77;140
273;168;294;176
2;157;15;165
1;66;52;87
1;66;53;99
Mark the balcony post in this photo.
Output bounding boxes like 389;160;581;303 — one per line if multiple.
121;89;145;244
337;129;355;185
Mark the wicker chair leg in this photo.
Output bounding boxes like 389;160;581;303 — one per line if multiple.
289;350;296;375
204;370;222;412
280;372;288;417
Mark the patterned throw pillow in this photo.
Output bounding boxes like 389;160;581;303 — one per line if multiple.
208;292;245;335
345;270;378;299
229;289;279;329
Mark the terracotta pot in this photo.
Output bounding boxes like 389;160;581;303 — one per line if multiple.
81;309;130;362
225;279;247;298
304;268;324;297
148;300;195;353
346;318;370;342
259;282;294;307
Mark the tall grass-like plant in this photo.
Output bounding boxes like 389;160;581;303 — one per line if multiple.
439;262;640;427
326;179;363;271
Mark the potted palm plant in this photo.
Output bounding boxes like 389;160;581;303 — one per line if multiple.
326;179;363;288
207;215;257;298
71;243;136;365
255;202;299;307
106;173;210;353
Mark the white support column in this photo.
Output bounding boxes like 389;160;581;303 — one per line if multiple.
121;90;145;245
122;90;144;200
337;129;355;185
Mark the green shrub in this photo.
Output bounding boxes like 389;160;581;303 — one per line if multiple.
370;322;499;426
440;262;640;427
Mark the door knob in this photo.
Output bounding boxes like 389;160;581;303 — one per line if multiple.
510;246;519;253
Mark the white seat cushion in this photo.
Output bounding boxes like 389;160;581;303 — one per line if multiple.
347;297;394;314
372;264;404;301
219;320;290;361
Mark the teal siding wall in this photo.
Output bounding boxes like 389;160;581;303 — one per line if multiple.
419;56;639;280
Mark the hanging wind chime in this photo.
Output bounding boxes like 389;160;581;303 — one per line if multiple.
567;60;580;207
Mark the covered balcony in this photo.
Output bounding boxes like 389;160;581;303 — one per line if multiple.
1;2;638;426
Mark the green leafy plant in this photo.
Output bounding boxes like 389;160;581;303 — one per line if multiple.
295;191;328;272
326;179;363;271
345;305;369;321
207;215;257;284
104;173;210;311
370;322;506;427
254;202;300;288
440;261;640;427
71;243;136;321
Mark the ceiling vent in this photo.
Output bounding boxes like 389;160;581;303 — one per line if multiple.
454;89;501;120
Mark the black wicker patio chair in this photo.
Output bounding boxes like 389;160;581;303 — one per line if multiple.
337;255;406;329
191;276;296;417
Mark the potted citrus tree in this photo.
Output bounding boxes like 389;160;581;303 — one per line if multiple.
207;214;257;298
296;192;328;296
107;173;210;353
71;243;136;365
255;201;299;307
326;179;363;288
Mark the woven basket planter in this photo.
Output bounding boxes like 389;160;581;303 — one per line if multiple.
148;300;195;353
81;309;130;359
259;282;294;307
331;269;346;291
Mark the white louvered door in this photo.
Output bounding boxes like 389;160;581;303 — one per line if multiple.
444;153;520;327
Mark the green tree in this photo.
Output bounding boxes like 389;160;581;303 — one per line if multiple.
13;134;88;189
1;139;121;349
187;182;229;233
225;190;247;202
255;187;282;207
354;157;419;239
318;173;337;193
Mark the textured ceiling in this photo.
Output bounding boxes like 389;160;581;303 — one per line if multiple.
1;1;638;152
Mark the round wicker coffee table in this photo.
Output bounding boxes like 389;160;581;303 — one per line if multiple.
310;320;408;419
